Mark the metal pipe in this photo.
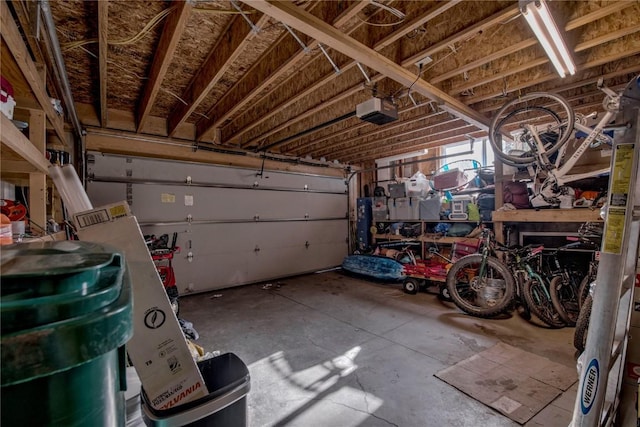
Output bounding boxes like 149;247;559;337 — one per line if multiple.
89;175;348;195
40;0;85;177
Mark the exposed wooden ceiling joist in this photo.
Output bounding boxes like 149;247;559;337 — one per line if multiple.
137;0;192;132
238;1;491;135
167;10;269;136
195;1;367;142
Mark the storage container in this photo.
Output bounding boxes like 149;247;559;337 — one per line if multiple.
1;241;133;426
419;196;441;220
388;197;420;220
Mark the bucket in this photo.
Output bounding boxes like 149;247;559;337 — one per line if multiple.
1;241;133;426
478;278;505;307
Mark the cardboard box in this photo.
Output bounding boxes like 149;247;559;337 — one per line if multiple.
73;202;208;410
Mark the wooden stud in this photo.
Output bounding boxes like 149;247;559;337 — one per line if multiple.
28;109;47;229
98;0;108;128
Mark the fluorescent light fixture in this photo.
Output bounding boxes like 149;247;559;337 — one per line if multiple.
377;149;428;163
520;0;575;78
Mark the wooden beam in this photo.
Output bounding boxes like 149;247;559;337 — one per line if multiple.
574;26;640;53
85;130;346;178
431;39;538;85
339;122;474;162
401;4;521;68
221;1;463;146
466;47;640;105
98;0;108;127
1;160;39;174
0;114;50;174
137;1;192;132
240;70;366;149
239;1;489;135
448;3;637;95
167;12;268;136
311;113;456;158
291;108;447;156
195;1;368;142
375;0;463;50
356;130;486;163
1;0;66;145
565;1;633;31
28;109;47;228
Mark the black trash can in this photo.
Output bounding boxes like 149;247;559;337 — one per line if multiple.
141;353;250;427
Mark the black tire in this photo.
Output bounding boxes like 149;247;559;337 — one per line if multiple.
522;278;566;328
574;295;593;353
438;284;453;302
446;254;515;318
403;278;419;295
578;272;596;309
488;93;574;166
549;276;580;326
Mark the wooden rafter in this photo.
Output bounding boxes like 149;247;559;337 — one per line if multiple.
466;46;640;105
329;118;468;160
195;1;364;142
167;11;269;136
288;107;446;156
98;0;108;127
400;4;521;68
447;3;637;95
230;0;479;148
137;0;191;132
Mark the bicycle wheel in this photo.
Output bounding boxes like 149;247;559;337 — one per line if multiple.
446;254;515;318
578;271;596;309
489;93;575;166
522;278;566;328
549;276;580;326
574;294;592;353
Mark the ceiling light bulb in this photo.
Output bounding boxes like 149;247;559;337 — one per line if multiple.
535;1;576;75
523;6;566;78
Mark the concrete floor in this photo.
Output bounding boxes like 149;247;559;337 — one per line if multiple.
178;270;582;427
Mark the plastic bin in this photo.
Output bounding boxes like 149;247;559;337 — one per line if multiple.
141;352;251;427
0;240;133;426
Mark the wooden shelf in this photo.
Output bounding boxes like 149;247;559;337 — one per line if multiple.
492;208;603;223
1;114;50;175
375;233;480;245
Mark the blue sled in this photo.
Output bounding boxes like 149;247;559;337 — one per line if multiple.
342;254;405;281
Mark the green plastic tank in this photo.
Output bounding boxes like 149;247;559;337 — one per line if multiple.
1;240;133;426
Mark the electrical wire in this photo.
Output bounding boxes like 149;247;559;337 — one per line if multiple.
62;6;175;51
355;14;404;27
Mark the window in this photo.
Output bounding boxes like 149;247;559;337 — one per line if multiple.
442;138;495;168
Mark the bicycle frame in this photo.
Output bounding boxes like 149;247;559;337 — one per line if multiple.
525;83;620;187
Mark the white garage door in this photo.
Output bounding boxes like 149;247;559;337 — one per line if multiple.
86;152;348;293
